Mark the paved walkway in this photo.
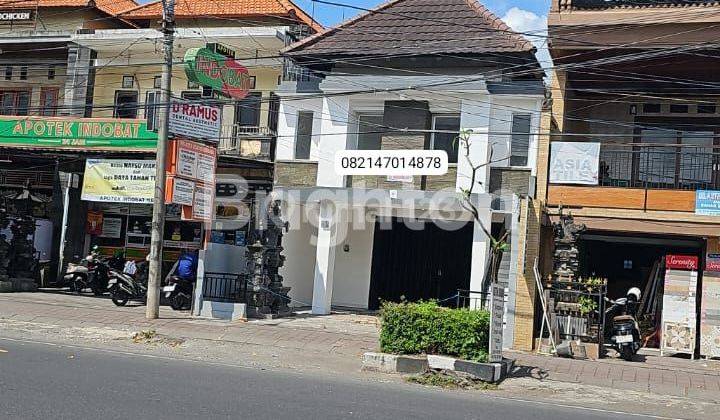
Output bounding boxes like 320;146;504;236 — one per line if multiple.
0;292;379;358
508;350;720;401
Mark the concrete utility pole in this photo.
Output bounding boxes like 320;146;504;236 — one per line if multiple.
146;0;175;319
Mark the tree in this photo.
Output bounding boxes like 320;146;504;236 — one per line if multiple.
457;129;509;287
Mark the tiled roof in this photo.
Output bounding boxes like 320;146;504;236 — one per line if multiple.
2;0;138;16
284;0;534;57
562;0;720;10
117;0;322;31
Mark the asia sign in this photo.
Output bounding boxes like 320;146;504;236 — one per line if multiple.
696;190;720;216
81;159;156;204
168;100;222;142
0;116;157;150
184;47;253;99
549;142;600;185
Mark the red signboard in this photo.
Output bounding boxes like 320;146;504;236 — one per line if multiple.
666;254;699;271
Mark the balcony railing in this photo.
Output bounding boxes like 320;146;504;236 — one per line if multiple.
218;125;275;160
600;144;718;191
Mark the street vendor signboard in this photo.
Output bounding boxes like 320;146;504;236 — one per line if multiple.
184;47;253;99
661;255;699;357
81;159;156;204
0;116;157;150
168;100;222;142
549;142;600;185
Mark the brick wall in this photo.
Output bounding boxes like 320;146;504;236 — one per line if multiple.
274;161;318;187
512;104;553;351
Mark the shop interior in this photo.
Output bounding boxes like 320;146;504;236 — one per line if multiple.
578;231;704;350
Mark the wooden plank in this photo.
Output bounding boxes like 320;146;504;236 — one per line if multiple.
645;190;696;212
547;186;645;209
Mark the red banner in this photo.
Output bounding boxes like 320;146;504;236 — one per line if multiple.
666;254;699;271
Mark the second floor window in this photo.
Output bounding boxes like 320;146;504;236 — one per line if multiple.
510;114;532;167
0;90;30;116
145;90;161;131
40;87;59;116
357;114;383;150
114;90;139;119
295;111;314;159
431;115;461;164
235;92;262;127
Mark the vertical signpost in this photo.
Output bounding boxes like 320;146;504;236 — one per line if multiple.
489;284;505;363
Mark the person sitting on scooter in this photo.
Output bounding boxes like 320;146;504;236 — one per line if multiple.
172;248;198;283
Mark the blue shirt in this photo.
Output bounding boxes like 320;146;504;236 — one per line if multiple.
177;253;197;280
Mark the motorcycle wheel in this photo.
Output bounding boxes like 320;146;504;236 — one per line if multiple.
620;346;634;361
72;276;85;295
170;293;190;311
111;292;130;307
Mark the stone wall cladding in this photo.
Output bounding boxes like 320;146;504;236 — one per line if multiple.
490;167;531;197
425;166;458;191
274;161;318;187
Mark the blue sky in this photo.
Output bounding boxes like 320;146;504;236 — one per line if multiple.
292;0;551;27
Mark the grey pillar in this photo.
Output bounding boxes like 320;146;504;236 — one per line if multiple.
61;44;94;117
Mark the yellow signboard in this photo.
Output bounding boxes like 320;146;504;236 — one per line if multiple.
81;159;157;204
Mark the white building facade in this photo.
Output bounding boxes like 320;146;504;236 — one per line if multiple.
273;0;545;348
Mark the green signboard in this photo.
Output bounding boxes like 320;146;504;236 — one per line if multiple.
184;47;252;99
0;116;157;150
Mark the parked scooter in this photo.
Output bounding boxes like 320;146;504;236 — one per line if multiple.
107;259;148;307
63;255;92;294
163;275;194;310
605;287;642;361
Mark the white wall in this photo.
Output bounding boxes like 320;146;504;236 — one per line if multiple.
488;96;543;175
276;97;325;161
330;209;375;309
280;204;317;307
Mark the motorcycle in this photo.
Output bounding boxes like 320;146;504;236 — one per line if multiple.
163;275;194;311
605;287;642;361
63;255;92;294
107;260;148;307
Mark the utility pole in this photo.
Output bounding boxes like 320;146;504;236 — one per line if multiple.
146;0;175;319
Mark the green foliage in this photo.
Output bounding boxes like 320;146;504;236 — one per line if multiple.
379;301;490;362
578;296;598;315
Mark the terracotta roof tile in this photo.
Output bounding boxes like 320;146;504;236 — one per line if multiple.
3;0;139;17
284;0;534;57
117;0;321;30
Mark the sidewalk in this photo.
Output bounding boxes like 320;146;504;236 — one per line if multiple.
0;292;379;359
508;350;720;402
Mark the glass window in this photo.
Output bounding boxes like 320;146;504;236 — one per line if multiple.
357;114;383;150
295;111;314;160
145;90;160;131
0;90;30;116
235;92;262;127
40;87;59;116
113;91;139;118
510;114;532;167
431;115;461;163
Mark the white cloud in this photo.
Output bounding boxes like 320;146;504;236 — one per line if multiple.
502;7;553;79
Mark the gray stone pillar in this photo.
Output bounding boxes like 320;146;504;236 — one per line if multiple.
61;44;95;117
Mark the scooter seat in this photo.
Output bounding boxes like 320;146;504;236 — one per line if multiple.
613;315;634;322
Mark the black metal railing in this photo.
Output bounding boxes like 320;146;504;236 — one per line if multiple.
202;272;247;303
599;144;718;191
455;289;490;310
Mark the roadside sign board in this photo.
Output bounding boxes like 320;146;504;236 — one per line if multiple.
184;47;253;99
165;139;217;222
81;159;156;204
168;100;222;143
696;190;720;216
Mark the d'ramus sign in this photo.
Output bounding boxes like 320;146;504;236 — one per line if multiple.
184;47;252;99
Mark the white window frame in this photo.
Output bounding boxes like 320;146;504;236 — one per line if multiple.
510;113;533;168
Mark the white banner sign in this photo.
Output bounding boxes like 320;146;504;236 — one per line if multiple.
549;142;600;185
172;178;195;206
168;100;222;142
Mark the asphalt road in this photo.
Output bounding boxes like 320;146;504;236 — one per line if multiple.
0;338;669;420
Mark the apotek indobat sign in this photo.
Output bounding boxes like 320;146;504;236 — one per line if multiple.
0;116;157;150
184;47;253;99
